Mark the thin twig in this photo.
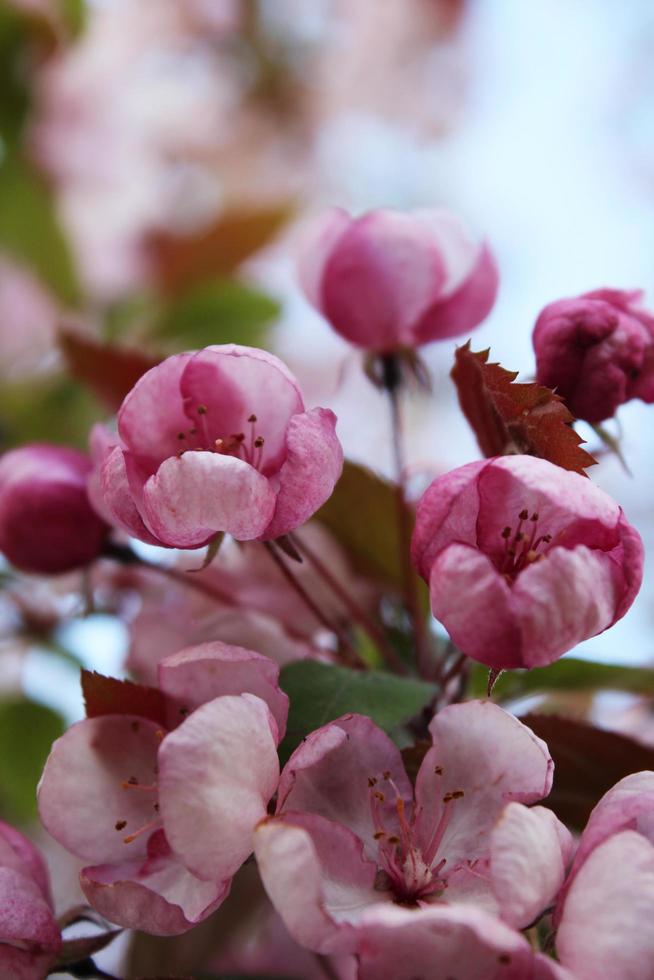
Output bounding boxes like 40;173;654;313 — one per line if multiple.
104;541;235;607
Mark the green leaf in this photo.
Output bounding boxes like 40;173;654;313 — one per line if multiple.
0;698;64;822
315;460;408;590
473;658;654;701
0;374;103;451
279;660;436;762
0;152;79;305
56;0;87;37
154;280;279;349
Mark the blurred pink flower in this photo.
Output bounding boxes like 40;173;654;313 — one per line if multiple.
255;700;569;958
554;771;654;980
38;642;287;934
0;444;108;575
299;207;498;352
0;259;59;379
95;345;343;548
411;455;643;670
533;288;654;424
0;820;61;980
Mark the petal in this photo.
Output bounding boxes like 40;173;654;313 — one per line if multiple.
118;353;193;465
321;209;447;350
140;451;276;547
491;803;571;929
415;701;553;872
0;867;60;952
355;903;539;980
261;408;344;540
428;543;523;669
556;830;654;980
38;716;162;864
158;694;279;882
81;831;228;936
158;640;289;737
277;713;412;858
0;822;51;902
180;345;304;474
100;446;162;544
254;813;378;955
297;207;351;310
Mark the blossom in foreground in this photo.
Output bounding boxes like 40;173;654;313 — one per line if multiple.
0;444;108;574
533;289;654;424
38;642;287;934
255;700;571;964
0;820;61;980
554;771;654;980
299;207;498;351
411;455;643;670
94;344;343;548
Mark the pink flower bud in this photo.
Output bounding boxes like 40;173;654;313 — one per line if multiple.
533;288;654;423
299;207;498;351
0;444;109;574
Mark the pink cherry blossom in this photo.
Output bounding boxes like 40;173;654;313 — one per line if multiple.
94;345;343;548
299;207;498;351
0;820;61;980
533;289;654;424
38;643;287;934
411;455;643;670
254;700;569;958
554;771;654;980
0;444;109;575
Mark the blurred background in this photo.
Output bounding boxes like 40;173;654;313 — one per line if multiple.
2;0;654;960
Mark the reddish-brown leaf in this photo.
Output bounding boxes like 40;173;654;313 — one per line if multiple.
451;342;596;475
60;329;159;412
146;204;293;296
81;670;167;728
520;712;654;829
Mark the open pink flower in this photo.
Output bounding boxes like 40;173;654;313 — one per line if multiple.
299;207;498;351
254;700;570;960
0;444;108;575
411;455;643;670
38;642;287;934
94;344;343;548
0;821;61;980
533;289;654;424
554;771;654;980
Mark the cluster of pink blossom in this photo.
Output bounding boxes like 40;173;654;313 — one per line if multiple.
2;206;654;978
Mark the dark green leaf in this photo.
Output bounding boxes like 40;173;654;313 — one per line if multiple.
279;660;436;761
521;712;654;830
474;658;654;701
154;280;279;349
0;698;64;822
0;152;79;305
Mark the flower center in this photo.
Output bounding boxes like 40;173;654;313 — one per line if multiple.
368;773;463;904
497;509;552;581
176;409;266;470
113;728;164;845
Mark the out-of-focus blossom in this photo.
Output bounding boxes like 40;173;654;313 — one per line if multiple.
533;289;654;424
95;345;343;548
255;701;569;956
0;259;59;379
0;820;61;980
38;642;286;934
411;455;643;670
552;771;654;980
0;444;109;575
299;207;498;352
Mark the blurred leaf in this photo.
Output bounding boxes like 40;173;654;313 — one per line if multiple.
0;152;79;305
0;5;31;141
316;461;408;590
521;713;654;830
0;373;102;451
147;204;293;296
475;658;654;701
0;698;64;822
56;0;86;37
82;670;167;728
155;280;279;349
451;342;596;475
279;660;436;762
60;329;160;411
56;930;122;967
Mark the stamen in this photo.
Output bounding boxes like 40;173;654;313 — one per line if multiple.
123;817;160;844
121;778;157;792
